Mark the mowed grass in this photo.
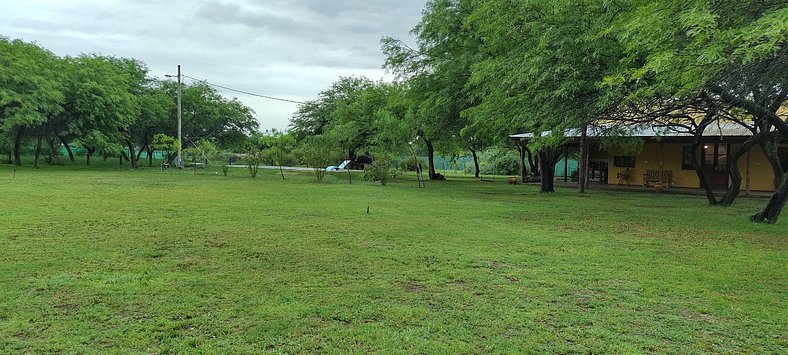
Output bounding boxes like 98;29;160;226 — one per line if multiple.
0;163;786;353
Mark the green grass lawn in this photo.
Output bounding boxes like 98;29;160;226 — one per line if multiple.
0;163;786;353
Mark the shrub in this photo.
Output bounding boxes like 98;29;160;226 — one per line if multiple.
480;148;519;176
398;156;426;172
364;155;394;186
570;169;579;182
245;149;263;178
294;135;341;182
222;165;229;176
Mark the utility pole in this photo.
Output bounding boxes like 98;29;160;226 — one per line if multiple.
176;64;183;168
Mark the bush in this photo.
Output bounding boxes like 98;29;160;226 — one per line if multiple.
570;169;579;182
398;156;426;172
245;149;263;178
480;148;519;176
364;155;394;186
294;135;341;182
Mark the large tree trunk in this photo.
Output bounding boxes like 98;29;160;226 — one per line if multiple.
470;147;480;178
125;139;138;169
34;135;42;168
752;172;788;224
120;151;130;165
538;149;561;193
425;139;438;180
348;148;358;170
579;125;588;193
136;133;149;162
13;126;25;166
759;133;784;189
721;132;768;206
44;134;57;164
516;142;527;182
58;136;75;162
525;147;539;177
688;141;718;205
85;146;95;166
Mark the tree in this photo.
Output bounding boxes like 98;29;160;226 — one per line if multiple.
290;76;381;169
609;0;787;222
151;133;178;164
296;134;342;182
463;0;627;192
57;55;141;166
382;0;479;180
128;81;175;167
177;82;258;152
0;37;65;166
245;149;262;178
269;130;296;180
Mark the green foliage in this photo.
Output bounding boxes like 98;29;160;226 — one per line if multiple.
0;36;259;167
221;165;229;177
183;140;219;164
570;169;579;182
363;154;394;186
151;133;177;154
62;55;142;154
0;37;65;129
178;83;259;150
479;147;519;176
245;149;262;178
398;155;427;172
600;135;644;156
295;135;341;182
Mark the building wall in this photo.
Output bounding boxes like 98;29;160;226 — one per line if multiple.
604;142;779;192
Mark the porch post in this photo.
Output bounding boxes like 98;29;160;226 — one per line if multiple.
659;141;665;183
579;125;588;193
564;147;569;182
746;148;751;196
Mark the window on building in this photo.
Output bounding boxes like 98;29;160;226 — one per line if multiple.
613;156;635;168
682;146;695;170
702;144;716;167
717;144;728;170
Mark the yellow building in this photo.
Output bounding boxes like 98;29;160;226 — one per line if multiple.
512;123;787;192
588;124;787;192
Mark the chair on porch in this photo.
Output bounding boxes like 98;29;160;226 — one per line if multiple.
616;168;632;185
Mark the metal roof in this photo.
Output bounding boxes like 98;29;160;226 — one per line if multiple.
510;122;756;140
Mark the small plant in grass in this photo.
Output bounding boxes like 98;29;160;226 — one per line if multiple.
245;149;263;178
222;165;229;176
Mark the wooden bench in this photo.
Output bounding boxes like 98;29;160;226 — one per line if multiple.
643;169;672;187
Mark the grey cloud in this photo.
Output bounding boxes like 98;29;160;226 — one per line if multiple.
0;0;426;130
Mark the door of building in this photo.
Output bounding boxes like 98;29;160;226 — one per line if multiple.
702;143;729;190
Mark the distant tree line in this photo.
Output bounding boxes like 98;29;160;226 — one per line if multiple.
0;36;259;168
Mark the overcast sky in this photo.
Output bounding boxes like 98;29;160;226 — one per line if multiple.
0;0;426;130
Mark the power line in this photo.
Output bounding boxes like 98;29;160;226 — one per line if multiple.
182;74;306;104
